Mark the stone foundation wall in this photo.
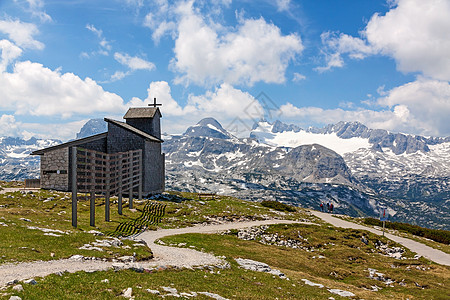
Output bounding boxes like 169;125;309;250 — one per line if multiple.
40;147;69;191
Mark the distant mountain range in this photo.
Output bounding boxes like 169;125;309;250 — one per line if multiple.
1;118;448;230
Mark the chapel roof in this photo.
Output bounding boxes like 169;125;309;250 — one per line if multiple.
123;107;161;119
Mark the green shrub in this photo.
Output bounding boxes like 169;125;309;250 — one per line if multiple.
261;200;296;212
363;218;450;245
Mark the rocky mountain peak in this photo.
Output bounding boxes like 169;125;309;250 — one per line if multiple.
76;119;107;139
184;118;233;139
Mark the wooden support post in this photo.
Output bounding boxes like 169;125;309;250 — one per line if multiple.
71;147;77;228
105;191;110;221
138;149;142;200
105;154;110;222
90;151;95;227
129;187;133;209
118;154;123;215
90;192;95;227
118;193;123;215
138;180;142;201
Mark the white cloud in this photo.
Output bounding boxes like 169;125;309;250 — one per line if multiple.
364;0;450;81
315;51;344;73
110;70;130;81
275;0;291;12
85;24;111;56
128;80;265;135
20;119;88;141
318;0;450;81
0;114;20;137
174;9;303;86
292;72;306;82
280;78;450;137
377;78;450;136
144;1;303;86
17;0;52;23
0;39;23;72
0;61;126;118
114;52;155;71
0;18;44;50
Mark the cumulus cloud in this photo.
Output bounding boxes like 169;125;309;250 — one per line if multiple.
377;78;450;136
127;80;265;135
144;1;303;86
279;78;450;137
318;0;450;81
0;114;21;137
173;6;303;86
0;61;126;118
0;39;23;72
364;0;450;81
0;18;44;50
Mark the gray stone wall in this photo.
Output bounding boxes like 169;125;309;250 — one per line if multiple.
107;123;145;154
40;147;69;191
125;113;161;139
107;122;165;195
144;141;165;194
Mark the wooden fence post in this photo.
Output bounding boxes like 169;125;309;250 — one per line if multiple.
105;153;110;222
118;153;123;215
71;147;77;228
90;151;95;227
138;150;143;200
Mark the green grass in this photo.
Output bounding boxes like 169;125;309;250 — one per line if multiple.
363;217;450;245
3;224;448;299
335;214;450;254
1;267;331;300
261;200;297;212
0;186;311;264
0;188;154;263
160;191;312;229
2;181;449;299
159;224;450;300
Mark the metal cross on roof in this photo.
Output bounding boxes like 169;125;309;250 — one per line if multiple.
148;97;162;107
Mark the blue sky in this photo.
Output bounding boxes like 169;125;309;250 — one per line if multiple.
0;0;449;141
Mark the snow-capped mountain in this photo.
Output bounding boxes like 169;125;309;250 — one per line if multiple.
163;118;382;219
1;117;448;229
250;120;450;229
0;137;60;180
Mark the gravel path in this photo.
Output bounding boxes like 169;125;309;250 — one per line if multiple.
310;210;450;266
0;219;304;287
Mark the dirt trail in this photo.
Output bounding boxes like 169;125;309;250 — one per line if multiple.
0;219;303;287
310;210;450;266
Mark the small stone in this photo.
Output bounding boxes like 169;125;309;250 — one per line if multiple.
117;256;135;263
6;280;18;286
112;263;126;271
69;255;84;260
12;285;23;292
9;296;22;300
101;279;109;283
146;289;160;294
20;218;32;222
122;287;132;298
23;279;37;285
161;286;178;294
